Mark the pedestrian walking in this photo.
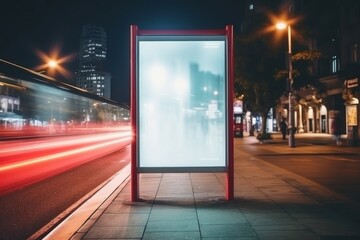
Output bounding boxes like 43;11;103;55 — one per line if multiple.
280;118;288;140
331;113;342;146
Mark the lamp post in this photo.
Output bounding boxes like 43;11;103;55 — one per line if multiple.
276;22;295;147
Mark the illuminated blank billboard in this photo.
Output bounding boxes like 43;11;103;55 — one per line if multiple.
137;35;228;171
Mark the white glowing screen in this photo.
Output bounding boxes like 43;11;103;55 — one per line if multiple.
138;37;227;169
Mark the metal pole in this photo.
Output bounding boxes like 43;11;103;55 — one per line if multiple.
130;25;139;201
226;24;234;200
288;25;295;147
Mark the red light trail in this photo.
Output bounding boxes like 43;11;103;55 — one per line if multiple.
0;131;131;194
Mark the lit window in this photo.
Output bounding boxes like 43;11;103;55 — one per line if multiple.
332;56;340;73
249;4;254;10
351;44;358;63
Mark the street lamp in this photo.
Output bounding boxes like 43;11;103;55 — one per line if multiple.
276;22;295;147
47;59;58;69
34;48;76;79
37;59;59;75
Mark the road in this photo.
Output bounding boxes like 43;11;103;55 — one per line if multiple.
0;133;131;240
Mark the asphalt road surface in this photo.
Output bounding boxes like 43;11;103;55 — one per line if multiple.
0;145;130;240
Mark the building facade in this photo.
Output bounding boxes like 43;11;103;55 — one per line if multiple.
288;0;359;144
75;25;111;98
239;0;359;145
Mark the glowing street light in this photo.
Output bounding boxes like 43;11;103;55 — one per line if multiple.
34;47;76;79
276;21;295;147
47;59;58;69
36;59;59;75
276;22;287;30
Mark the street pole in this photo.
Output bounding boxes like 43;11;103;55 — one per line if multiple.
287;25;295;147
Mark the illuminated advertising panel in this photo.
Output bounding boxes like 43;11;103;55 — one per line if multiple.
137;35;227;171
347;105;357;126
233;99;243;114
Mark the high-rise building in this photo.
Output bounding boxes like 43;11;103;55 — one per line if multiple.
75;24;111;98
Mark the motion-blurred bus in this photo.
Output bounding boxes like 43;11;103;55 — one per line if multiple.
0;59;129;139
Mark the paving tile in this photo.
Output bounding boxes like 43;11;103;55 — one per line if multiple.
191;178;223;184
255;229;320;240
237;199;283;213
242;212;300;226
248;178;289;187
194;193;227;201
258;185;302;195
299;218;360;236
157;188;194;195
268;193;319;204
140;186;160;193
158;179;192;184
140;192;157;199
84;226;144;239
105;201;152;214
94;213;148;227
142;231;201;240
153;197;192;203
197;208;248;224
200;223;257;238
195;199;238;208
193;184;225;193
140;173;163;178
202;237;259;240
154;195;195;203
145;220;199;232
149;206;197;222
235;190;270;200
252;224;308;231
281;204;337;219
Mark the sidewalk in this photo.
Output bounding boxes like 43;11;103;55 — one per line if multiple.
45;134;360;240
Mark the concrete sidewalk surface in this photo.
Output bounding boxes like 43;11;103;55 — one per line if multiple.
45;133;360;240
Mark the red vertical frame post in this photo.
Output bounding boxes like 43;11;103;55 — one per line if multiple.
130;25;139;201
226;25;234;200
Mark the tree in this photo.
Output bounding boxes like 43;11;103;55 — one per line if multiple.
234;2;323;136
234;30;286;135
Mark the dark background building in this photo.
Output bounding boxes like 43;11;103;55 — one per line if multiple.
239;0;359;143
75;25;111;98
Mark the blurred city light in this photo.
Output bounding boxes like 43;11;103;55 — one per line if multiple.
47;59;58;69
276;22;287;30
34;45;76;79
0;131;131;194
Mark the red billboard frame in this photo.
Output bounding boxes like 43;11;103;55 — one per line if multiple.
130;25;234;201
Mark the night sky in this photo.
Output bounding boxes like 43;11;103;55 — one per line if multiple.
0;0;245;104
